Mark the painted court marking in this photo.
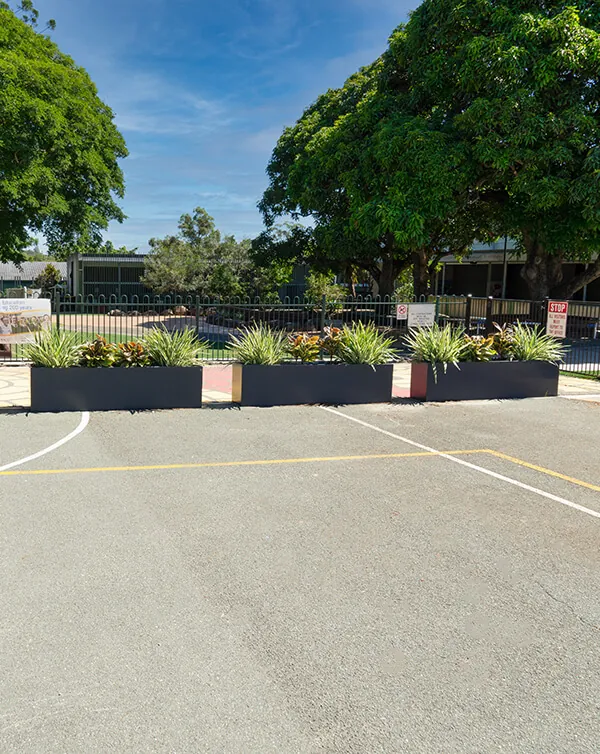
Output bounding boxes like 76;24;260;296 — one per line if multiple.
0;450;482;477
0;412;90;473
0;410;597;519
320;406;600;520
489;450;600;494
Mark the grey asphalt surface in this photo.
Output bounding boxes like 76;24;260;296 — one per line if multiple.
0;398;599;752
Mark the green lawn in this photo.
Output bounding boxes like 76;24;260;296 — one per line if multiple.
80;332;231;361
7;332;233;362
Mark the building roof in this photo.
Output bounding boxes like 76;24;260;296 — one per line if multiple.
0;261;67;281
74;254;146;264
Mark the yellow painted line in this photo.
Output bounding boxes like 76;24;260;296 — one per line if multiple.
485;450;600;494
0;450;484;478
2;447;597;495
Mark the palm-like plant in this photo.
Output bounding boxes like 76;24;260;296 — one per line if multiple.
228;322;288;365
23;328;81;368
338;321;398;365
143;327;207;366
404;323;467;367
510;323;566;363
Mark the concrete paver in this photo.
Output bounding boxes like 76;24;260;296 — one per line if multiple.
1;363;597;408
0;365;29;408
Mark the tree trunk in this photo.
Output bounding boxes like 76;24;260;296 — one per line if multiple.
377;255;397;298
412;248;431;299
520;235;564;300
362;235;409;297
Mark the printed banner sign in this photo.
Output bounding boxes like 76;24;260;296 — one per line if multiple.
408;303;436;328
546;301;568;339
0;298;51;344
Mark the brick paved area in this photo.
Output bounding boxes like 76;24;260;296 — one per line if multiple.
0;363;597;409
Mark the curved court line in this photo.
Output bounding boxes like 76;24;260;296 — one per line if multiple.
0;412;90;473
320;407;600;521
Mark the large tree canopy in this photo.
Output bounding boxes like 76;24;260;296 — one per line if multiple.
0;4;127;262
51;232;138;260
143;208;291;300
262;0;600;300
397;0;600;298
259;64;403;296
260;54;490;297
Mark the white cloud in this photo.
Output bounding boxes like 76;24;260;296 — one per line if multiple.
102;71;231;137
243;126;286;156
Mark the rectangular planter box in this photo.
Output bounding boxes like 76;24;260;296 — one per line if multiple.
232;363;393;407
30;366;203;412
410;361;559;402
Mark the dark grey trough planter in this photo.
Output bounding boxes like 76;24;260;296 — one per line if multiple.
410;360;559;402
30;366;203;412
232;363;393;406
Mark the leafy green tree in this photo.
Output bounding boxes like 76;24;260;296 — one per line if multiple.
304;270;346;303
248;260;294;302
260;59;486;297
24;250;55;261
52;233;138;260
32;262;62;297
0;4;127;263
251;223;313;268
91;240;138;256
0;1;55;30
260;64;406;297
263;1;600;300
143;207;290;299
20;237;56;261
393;268;414;302
400;0;600;299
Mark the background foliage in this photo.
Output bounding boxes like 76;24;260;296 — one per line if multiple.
0;3;127;263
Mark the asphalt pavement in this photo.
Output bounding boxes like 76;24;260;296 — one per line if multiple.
0;398;599;752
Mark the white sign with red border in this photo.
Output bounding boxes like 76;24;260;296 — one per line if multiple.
546;300;568;339
396;304;408;321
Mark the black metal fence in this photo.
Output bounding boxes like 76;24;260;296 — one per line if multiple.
1;293;599;376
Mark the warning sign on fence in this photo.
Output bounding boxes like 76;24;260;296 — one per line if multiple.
546;301;568;339
396;304;408;320
408;303;436;328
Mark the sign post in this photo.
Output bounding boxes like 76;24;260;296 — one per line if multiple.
546;301;569;339
408;303;436;329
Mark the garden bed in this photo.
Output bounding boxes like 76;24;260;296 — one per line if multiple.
30;366;203;412
232;363;393;406
410;361;559;402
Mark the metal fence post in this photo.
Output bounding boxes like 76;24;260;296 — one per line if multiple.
54;287;61;332
320;294;327;336
195;295;200;335
485;296;494;335
464;294;472;332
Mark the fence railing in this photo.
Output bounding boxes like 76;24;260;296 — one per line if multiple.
1;293;599;376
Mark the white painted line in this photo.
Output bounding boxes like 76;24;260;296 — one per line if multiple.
0;412;90;472
320;407;600;520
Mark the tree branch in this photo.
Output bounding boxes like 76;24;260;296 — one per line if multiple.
553;257;600;299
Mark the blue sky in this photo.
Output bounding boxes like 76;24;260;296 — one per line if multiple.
41;0;415;250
